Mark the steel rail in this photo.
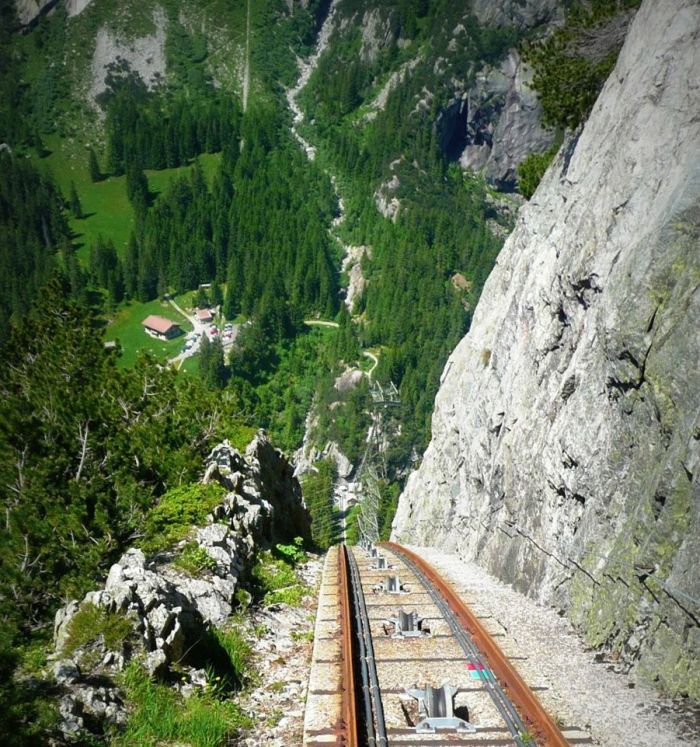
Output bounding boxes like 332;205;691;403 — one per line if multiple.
345;545;376;746
386;548;527;744
338;545;360;746
346;545;389;746
383;542;570;747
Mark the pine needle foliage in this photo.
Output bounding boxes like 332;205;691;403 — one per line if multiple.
522;0;641;130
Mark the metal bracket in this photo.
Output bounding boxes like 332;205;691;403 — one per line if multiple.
375;575;407;594
405;684;476;734
384;610;430;638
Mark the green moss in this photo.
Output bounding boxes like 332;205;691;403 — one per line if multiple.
635;624;700;700
140;483;226;554
64;604;132;656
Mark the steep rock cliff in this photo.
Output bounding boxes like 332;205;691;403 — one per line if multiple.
441;49;556;191
393;0;700;699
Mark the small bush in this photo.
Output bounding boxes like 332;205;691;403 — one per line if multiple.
250;551;308;607
517;144;559;199
273;536;306;566
173;542;217;576
64;604;131;656
140;483;226;554
481;349;492;367
522;0;640;130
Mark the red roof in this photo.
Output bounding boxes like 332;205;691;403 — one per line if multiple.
142;315;179;334
196;309;213;321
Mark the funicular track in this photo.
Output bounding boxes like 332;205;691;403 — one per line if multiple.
305;543;583;747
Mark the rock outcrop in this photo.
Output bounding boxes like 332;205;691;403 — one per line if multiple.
471;0;561;30
52;432;310;740
89;8;167;105
394;0;700;700
14;0;92;25
441;50;556;190
15;0;55;25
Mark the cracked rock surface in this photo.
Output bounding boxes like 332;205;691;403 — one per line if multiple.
394;0;700;700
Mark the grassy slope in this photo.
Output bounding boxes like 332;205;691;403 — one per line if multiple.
38;137;221;260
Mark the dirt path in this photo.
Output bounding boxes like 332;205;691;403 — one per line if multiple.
303;318;339;329
362;350;379;378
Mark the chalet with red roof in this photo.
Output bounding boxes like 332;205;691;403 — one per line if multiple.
142;315;182;340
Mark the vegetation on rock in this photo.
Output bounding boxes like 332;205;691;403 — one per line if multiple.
522;0;641;130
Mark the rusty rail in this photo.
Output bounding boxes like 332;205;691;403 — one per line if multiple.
383;542;570;747
338;545;359;746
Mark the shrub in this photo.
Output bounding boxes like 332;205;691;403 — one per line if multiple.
250;551;308;607
517;144;559;199
522;0;640;130
273;536;306;566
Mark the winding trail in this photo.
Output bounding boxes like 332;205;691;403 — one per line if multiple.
362;351;378;379
303;318;339;329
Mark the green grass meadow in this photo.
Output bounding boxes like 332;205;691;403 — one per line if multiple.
33;137;224;368
105;298;193;367
36;137;221;260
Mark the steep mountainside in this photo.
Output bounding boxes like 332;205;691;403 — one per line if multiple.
394;0;700;700
300;0;560;191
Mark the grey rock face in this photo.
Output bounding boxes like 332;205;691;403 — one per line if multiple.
442;50;556;190
14;0;54;25
360;8;399;62
89;8;167;105
52;432;310;740
14;0;93;25
394;0;700;700
471;0;561;30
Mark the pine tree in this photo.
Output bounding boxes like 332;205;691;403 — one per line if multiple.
68;181;82;219
210;279;223;308
87;148;102;182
